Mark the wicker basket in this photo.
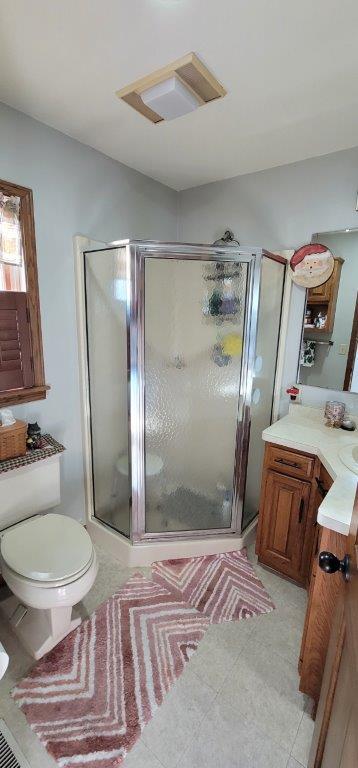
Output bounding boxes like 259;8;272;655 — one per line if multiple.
0;420;27;461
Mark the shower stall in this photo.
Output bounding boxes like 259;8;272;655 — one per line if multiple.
80;240;285;563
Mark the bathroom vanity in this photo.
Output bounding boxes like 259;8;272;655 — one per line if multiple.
256;405;358;711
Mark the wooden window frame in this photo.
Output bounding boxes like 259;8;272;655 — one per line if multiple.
0;178;49;406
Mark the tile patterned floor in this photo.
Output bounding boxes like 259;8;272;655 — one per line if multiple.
0;542;314;768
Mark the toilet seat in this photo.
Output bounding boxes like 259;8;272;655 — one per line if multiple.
0;513;93;583
1;550;95;588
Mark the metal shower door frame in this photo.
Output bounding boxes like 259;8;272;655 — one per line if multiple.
126;240;262;543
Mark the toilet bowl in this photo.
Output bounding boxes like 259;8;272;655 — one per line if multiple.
0;514;98;660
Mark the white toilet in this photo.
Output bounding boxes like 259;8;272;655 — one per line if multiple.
0;454;97;660
0;514;97;660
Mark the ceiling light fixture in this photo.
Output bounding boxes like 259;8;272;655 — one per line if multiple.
141;75;200;120
116;53;226;124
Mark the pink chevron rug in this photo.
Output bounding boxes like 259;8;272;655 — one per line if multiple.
12;573;209;768
152;549;275;624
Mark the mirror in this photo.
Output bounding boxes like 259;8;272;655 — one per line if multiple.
297;229;358;393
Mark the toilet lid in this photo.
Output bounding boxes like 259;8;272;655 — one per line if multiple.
0;514;93;583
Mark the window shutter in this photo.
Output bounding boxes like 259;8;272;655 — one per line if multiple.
0;291;34;392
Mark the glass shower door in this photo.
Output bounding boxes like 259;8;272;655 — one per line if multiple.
143;256;250;534
242;255;285;530
84;247;131;538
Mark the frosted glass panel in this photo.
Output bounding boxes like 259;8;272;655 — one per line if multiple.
85;248;130;538
144;257;248;533
242;257;285;530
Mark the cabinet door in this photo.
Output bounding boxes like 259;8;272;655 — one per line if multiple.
299;527;347;707
308;277;332;303
257;470;311;583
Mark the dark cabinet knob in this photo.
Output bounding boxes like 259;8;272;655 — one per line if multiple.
319;551;350;581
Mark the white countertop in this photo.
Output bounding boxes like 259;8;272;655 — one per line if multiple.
262;405;358;536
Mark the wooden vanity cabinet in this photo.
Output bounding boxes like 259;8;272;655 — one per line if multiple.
257;445;349;712
256;443;320;586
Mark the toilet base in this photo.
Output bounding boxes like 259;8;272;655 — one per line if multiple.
0;594;82;660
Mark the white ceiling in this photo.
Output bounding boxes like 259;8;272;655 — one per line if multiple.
1;0;358;190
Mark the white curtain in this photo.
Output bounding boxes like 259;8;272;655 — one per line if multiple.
0;193;26;291
0;193;23;266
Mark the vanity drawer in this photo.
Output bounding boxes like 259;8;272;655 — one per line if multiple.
266;444;315;480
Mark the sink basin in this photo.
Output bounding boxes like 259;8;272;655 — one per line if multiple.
339;444;358;475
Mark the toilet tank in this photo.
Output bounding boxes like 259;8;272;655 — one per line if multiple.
0;455;61;530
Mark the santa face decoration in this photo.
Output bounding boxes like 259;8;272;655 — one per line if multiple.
289;244;334;288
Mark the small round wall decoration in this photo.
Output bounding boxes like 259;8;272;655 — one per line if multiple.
289;244;334;288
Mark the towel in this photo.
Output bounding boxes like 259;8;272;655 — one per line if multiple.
300;340;316;367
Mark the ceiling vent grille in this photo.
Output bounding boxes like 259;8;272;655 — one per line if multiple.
0;720;30;768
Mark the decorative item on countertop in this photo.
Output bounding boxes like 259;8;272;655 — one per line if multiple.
300;340;316;367
290;244;334;288
324;400;346;428
26;421;42;450
0;418;27;461
286;385;300;402
340;415;356;431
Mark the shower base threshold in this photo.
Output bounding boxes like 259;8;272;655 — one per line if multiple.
87;516;257;567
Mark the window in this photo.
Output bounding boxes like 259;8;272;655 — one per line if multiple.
0;179;48;406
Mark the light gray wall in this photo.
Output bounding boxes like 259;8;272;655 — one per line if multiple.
2;101;358;528
0;102;178;522
178;147;358;416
